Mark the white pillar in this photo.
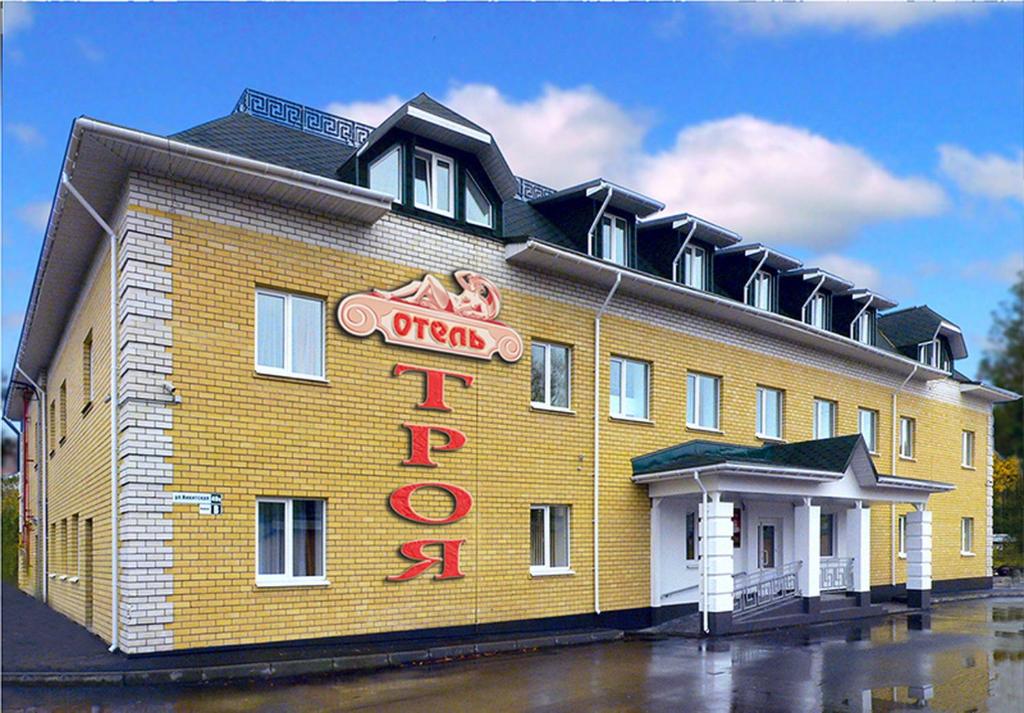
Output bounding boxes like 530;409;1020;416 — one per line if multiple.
906;507;932;608
847;502;872;606
794;499;821;609
650;497;662;609
700;494;734;635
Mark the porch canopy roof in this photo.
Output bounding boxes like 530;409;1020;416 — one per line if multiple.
632;434;954;506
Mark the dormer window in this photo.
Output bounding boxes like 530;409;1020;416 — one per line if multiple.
464;172;493;228
852;311;874;345
368;145;402;202
746;271;774;311
804;293;827;329
918;339;951;371
413;149;454;217
681;245;706;290
600;215;628;266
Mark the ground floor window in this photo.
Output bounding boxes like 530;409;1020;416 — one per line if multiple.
256;498;326;584
961;517;974;555
898;514;907;557
530;505;570;575
686;511;696;561
820;513;835;558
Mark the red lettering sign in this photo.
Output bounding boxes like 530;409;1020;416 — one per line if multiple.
386;539;466;581
401;423;466;467
393;363;474;412
389;482;473;525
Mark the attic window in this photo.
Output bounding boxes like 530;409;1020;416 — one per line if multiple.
465;172;493;228
600;215;628;266
852;311;874;345
746;271;774;311
918;339;951;371
369;145;402;202
413;149;454;217
804;293;827;329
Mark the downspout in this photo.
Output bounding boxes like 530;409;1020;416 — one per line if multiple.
586;185;615;258
890;363;918;585
800;275;827;324
671;219;698;284
593;272;622;616
851;294;875;339
693;471;709;635
16;367;46;602
61;174;120;653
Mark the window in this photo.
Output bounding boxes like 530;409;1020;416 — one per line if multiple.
368;145;402;201
756;386;783;440
961;517;974;555
813;399;836;440
962;430;975;468
899;417;915;459
531;342;571;410
256;289;324;379
610;357;649;420
687;372;720;431
59;381;67;442
464;172;493;228
898;514;907;557
70;514;79;575
804;293;827;329
48;400;55;453
413;149;454;217
680;245;706;290
917;339;951;371
852;311;873;345
60;518;68;572
530;505;570;574
858;408;879;453
82;330;93;405
746;271;774;311
686;511;697;561
820;513;835;558
600;215;628;266
256;498;326;584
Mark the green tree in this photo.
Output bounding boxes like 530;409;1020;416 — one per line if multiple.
978;269;1024;460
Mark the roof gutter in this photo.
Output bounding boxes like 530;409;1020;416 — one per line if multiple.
632;462;843;484
671;218;698;284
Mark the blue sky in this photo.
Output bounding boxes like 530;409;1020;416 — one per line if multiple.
3;2;1022;392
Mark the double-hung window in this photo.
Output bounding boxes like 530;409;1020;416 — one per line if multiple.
858;408;879;453
687;372;720;431
256;289;324;379
256;498;326;585
530;505;571;575
756;386;783;440
852;311;873;345
746;271;773;311
368;145;402;202
600;215;628;266
804;293;827;329
413;149;454;217
813;399;836;440
610;357;649;420
531;342;571;410
465;172;493;228
962;430;975;468
961;517;974;555
681;245;706;290
899;417;915;459
820;513;835;558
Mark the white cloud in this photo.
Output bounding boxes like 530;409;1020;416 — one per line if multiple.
325;95;404;127
7;122;44;147
938;145;1024;203
76;38;104;63
961;251;1024;284
4;2;34;35
17;201;50;231
718;2;986;36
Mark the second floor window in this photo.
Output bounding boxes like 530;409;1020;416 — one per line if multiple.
600;215;628;266
413;149;454;217
858;408;878;453
687;372;720;430
531;342;571;410
746;271;774;311
804;293;827;329
610;357;649;420
368;145;402;201
962;430;975;468
681;245;706;290
813;399;836;439
899;417;915;459
256;289;324;379
756;386;783;440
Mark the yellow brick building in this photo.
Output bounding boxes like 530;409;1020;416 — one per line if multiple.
6;90;1017;652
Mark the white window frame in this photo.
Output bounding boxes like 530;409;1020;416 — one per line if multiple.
255;288;326;380
961;517;974;555
858;408;879;453
687;372;721;431
804;293;827;329
962;430;975;468
83;330;93;404
756;386;784;440
917;339;950;371
747;270;774;311
531;341;572;411
368;144;403;202
530;504;572;576
610;357;650;421
812;399;837;440
413;149;455;217
255;497;328;586
682;244;706;290
464;171;494;228
899;417;915;460
852;311;872;345
600;215;628;266
898;514;907;558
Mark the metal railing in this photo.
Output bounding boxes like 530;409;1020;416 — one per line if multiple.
820;558;854;591
733;561;802;614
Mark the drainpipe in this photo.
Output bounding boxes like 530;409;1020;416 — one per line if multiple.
890;363;918;585
671;219;698;284
800;275;827;324
16;367;46;602
593;272;621;616
61;174;120;653
693;471;709;635
586;185;615;258
851;294;875;340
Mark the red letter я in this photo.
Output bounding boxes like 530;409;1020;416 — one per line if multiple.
386;539;466;581
393;363;474;412
402;423;466;467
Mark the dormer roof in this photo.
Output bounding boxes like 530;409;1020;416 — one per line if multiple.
637;213;741;248
529;178;665;218
878;305;968;359
782;267;855;293
717;242;802;271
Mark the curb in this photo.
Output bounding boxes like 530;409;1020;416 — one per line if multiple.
1;630;623;687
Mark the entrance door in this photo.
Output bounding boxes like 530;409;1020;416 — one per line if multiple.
758;520;782;571
84;518;93;631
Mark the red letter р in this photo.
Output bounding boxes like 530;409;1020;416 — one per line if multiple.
393;363;474;412
386;539;466;581
389;482;473;525
402;423;466;467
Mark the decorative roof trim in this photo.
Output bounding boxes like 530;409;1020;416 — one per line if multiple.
233;88;373;147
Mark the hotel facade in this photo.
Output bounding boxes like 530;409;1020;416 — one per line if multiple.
6;89;1018;654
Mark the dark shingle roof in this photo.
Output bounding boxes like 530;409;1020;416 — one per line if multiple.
877;306;946;349
408;93;488;133
632;434;864;476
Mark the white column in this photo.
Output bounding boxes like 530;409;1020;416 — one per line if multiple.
794;498;821;603
700;494;734;634
906;507;932;608
847;502;872;605
650;497;662;609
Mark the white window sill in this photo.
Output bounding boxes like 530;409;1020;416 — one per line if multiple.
68;576;80;584
609;415;654;425
756;434;785;443
530;568;575;578
59;575;68;581
898;553;907;560
254;368;328;384
47;573;57;579
960;551;976;558
869;451;881;457
255;578;330;588
686;424;722;435
961;465;976;471
531;404;576;416
899;456;916;462
413;202;454;219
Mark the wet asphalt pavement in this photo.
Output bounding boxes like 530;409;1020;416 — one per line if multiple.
4;598;1023;712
